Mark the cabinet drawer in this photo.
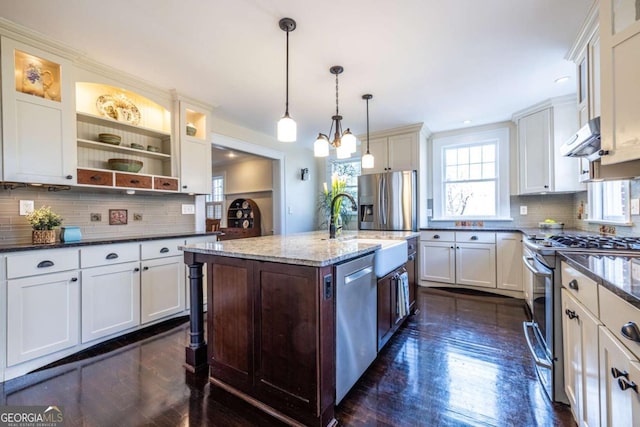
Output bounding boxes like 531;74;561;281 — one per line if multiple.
81;243;140;268
420;231;455;242
456;232;495;243
154;176;179;191
7;248;79;279
561;261;599;316
77;168;113;186
141;238;184;260
600;286;640;360
115;173;152;189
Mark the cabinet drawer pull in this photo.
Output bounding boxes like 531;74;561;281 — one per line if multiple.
611;367;629;379
433;234;440;239
66;175;73;180
90;175;103;182
564;309;579;320
143;266;149;271
599;149;610;156
182;185;188;189
161;182;171;187
621;322;640;343
37;260;54;268
568;279;579;291
130;179;140;184
618;378;638;393
470;235;478;241
70;277;78;282
134;267;140;272
160;247;170;253
106;253;119;260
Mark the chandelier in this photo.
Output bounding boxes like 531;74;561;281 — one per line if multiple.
314;66;356;158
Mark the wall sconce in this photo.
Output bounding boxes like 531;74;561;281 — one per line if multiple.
301;168;309;181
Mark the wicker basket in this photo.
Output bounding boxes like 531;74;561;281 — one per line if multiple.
32;229;56;244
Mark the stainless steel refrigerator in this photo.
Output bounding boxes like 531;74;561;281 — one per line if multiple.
358;170;416;231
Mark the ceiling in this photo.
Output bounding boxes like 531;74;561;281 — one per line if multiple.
2;0;593;148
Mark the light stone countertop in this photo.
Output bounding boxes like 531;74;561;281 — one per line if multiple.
179;230;419;267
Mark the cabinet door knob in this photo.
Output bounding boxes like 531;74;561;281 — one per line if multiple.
182;185;188;189
66;175;73;180
70;277;78;282
143;266;149;271
564;309;579;320
611;367;629;379
134;267;140;272
568;279;579;291
544;185;549;189
621;322;640;343
37;260;54;268
433;234;440;239
470;235;478;241
599;149;610;156
618;378;638;393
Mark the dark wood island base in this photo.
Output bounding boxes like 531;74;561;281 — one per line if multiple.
183;250;338;427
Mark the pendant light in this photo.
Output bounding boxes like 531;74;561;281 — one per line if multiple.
277;18;296;142
314;66;356;157
361;94;374;169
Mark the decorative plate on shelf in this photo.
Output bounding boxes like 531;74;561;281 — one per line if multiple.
242;220;250;229
242;201;249;209
96;94;141;125
236;210;243;218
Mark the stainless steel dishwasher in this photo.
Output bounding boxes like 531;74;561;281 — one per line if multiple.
335;253;376;404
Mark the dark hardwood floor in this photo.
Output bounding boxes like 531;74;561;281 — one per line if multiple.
0;287;575;426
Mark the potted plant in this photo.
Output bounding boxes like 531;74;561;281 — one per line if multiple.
26;206;63;244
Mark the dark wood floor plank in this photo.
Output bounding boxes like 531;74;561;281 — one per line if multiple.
0;287;575;426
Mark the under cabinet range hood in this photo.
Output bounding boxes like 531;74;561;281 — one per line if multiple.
560;117;602;161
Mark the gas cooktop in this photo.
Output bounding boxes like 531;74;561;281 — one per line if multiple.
528;234;640;252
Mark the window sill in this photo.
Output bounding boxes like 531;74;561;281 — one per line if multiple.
584;219;633;226
430;217;514;222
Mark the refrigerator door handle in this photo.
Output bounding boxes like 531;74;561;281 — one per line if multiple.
380;175;387;225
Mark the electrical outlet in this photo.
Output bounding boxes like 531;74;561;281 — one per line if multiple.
520;206;528;215
133;213;143;221
90;213;102;222
19;200;34;216
181;204;195;214
632;199;640;215
426;209;433;217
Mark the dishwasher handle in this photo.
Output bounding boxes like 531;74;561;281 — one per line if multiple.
344;266;374;285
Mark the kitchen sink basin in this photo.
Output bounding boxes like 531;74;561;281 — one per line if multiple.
356;239;408;277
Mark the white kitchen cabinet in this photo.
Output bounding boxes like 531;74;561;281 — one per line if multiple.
140;239;185;324
1;36;76;185
496;232;522;292
599;325;640;427
420;231;497;290
80;244;141;343
176;98;212;195
561;289;601;427
359;124;424;174
7;270;80;366
599;0;640;165
514;96;584;194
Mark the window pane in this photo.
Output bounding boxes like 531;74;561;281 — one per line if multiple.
483;162;495;179
457;165;468;180
483;144;495;162
445;181;496;216
469;164;482;180
458;147;469;164
469;145;482;161
445;149;457;165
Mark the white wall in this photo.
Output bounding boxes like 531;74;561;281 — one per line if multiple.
211;116;317;234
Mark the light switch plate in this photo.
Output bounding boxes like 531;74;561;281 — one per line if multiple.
181;204;195;214
520;206;528;215
19;200;34;216
631;199;640;215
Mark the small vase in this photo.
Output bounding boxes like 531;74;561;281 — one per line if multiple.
32;229;56;244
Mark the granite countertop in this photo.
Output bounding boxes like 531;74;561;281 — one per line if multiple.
0;231;222;254
180;230;419;267
561;252;640;309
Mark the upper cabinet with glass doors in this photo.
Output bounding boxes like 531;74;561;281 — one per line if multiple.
1;37;76;185
599;0;640;164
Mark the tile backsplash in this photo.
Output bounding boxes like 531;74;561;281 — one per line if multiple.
0;187;195;245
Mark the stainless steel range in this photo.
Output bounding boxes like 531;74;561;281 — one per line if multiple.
522;233;640;405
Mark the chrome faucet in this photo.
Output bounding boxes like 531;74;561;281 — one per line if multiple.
329;193;357;239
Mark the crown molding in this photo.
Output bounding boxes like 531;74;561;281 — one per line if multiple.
511;94;576;121
565;0;599;62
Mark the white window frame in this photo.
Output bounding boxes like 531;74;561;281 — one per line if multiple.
587;180;631;225
432;127;511;221
206;174;226;223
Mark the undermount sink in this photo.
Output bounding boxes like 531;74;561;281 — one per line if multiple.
356;239;408;277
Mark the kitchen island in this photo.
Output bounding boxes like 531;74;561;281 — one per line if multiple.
180;230;417;427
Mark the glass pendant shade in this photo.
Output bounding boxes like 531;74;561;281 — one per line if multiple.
277;113;296;142
362;152;374;169
342;129;357;154
336;144;351;159
314;134;330;157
